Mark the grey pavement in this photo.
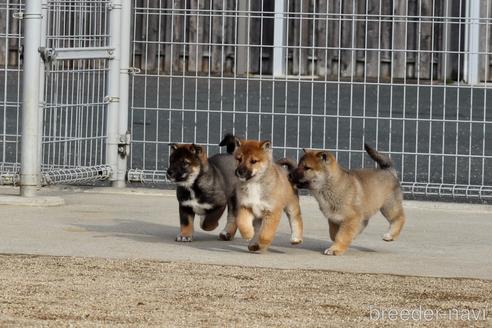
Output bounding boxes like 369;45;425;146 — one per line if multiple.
1;185;491;280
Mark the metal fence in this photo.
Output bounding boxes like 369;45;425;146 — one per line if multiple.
0;0;23;184
1;0;491;202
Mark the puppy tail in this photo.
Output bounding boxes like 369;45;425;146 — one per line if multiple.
219;133;236;154
276;158;297;173
364;143;393;169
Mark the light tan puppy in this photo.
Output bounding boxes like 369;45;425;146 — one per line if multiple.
285;144;405;256
233;137;303;252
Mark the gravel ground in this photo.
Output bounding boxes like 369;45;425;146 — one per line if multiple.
0;255;490;327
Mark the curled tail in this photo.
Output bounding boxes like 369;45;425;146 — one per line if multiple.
364;143;393;169
276;158;297;173
219;133;237;154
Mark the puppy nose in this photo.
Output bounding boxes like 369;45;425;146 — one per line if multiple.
235;167;245;178
166;168;174;178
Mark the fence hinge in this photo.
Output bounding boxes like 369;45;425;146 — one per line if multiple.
128;67;141;75
104;96;120;103
0;174;17;186
107;2;123;10
39;47;56;64
118;132;131;157
13;12;24;20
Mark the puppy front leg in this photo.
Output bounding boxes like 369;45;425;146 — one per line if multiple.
177;205;195;242
324;217;360;256
236;207;255;240
248;209;282;252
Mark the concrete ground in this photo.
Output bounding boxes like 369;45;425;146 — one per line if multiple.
0;185;491;280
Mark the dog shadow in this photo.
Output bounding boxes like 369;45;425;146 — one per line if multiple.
72;219;376;254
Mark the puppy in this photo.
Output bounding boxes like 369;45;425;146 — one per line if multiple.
232;136;303;252
166;140;238;242
283;144;405;256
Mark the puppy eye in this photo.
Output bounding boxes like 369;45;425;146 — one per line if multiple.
304;166;311;171
236;157;242;162
250;159;257;164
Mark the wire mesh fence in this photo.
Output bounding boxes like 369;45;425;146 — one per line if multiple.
128;0;492;201
0;0;491;201
0;0;23;171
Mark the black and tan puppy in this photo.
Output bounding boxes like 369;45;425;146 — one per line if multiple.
282;144;405;256
232;136;304;252
166;140;238;242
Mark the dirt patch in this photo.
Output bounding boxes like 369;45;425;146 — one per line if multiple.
0;254;490;327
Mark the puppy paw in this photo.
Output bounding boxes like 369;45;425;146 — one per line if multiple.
239;230;254;241
323;248;343;256
248;243;261;252
218;230;234;241
175;235;193;242
290;237;303;245
382;233;394;242
200;222;219;232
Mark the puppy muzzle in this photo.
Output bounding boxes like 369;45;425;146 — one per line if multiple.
235;167;252;181
166;169;176;181
290;170;310;189
167;168;188;182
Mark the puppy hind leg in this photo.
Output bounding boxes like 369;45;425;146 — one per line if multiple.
284;198;304;245
219;197;239;241
200;206;225;231
381;202;406;242
246;218;263;248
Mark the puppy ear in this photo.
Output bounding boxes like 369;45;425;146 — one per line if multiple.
235;137;242;149
219;133;237;154
261;140;271;150
317;151;330;162
192;144;204;155
169;143;178;152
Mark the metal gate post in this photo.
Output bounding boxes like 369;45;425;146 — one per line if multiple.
20;0;43;197
106;0;123;187
273;0;286;77
113;0;132;188
464;0;480;84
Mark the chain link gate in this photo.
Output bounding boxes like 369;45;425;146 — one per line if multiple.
39;0;114;185
0;0;131;192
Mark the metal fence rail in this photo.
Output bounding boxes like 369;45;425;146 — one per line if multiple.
128;0;492;201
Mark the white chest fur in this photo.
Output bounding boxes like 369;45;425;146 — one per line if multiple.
240;182;271;218
312;190;344;224
181;188;213;215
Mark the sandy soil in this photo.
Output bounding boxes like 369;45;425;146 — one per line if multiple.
0;254;490;327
